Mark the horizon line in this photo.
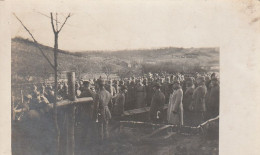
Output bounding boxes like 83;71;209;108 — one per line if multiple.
12;36;220;53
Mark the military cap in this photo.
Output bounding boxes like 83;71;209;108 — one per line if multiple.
196;76;205;82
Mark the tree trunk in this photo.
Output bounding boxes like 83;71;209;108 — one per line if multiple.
53;33;60;155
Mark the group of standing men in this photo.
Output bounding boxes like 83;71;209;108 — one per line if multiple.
75;72;219;141
13;72;219;143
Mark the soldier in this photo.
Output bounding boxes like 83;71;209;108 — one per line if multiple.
149;83;165;123
112;85;127;117
190;76;207;126
95;79;112;142
62;82;69;99
57;83;63;99
105;80;116;111
183;77;195;125
13;94;32;120
126;80;136;110
113;80;120;94
207;77;219;118
163;77;171;104
45;87;55;104
39;84;45;95
167;80;183;126
80;81;95;98
135;79;146;108
146;79;154;106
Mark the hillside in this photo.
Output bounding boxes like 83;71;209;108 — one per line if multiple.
11;37;219;82
74;47;219;66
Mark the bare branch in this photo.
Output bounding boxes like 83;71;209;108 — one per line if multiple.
56;13;58;31
36;12;77;27
58;13;71;33
13;13;55;70
50;13;57;34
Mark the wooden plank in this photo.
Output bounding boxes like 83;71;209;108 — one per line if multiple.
56;97;93;107
123;104;168;116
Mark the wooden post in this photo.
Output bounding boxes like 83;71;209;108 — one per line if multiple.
66;72;75;155
67;72;76;101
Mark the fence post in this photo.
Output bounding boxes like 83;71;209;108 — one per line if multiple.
66;72;75;155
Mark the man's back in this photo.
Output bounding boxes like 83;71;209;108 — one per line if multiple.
151;90;165;110
193;85;207;112
98;88;112;107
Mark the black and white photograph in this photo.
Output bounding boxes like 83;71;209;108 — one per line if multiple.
2;0;260;155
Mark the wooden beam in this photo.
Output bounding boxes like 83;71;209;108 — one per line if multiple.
56;97;93;107
123;104;168;116
66;72;75;155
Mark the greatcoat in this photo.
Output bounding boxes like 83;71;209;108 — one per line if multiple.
167;88;183;125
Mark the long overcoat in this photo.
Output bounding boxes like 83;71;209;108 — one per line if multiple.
192;85;207;112
150;90;165;122
167;88;183;125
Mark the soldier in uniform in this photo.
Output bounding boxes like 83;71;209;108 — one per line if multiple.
146;79;154;106
163;77;171;105
80;81;95;98
105;80;116;111
208;77;219;118
95;79;112;142
106;80;116;96
113;80;120;94
183;77;195;125
126;80;136;110
149;83;165;123
135;79;146;108
190;76;207;126
167;80;183;126
62;82;69;99
74;81;97;147
112;85;127;117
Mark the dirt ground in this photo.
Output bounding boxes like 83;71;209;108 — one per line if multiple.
78;126;218;155
12;117;218;155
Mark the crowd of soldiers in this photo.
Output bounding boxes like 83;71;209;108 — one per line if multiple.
13;72;219;142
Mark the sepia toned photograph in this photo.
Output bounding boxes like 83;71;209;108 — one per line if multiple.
1;0;260;154
11;9;220;155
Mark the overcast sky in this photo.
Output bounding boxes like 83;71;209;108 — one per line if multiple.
11;0;260;51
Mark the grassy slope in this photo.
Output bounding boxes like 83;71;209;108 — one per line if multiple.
11;37;219;78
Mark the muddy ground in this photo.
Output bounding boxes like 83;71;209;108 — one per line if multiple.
12;114;218;155
77;125;218;155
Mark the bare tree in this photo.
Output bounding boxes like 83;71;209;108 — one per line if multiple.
50;12;71;155
13;13;71;155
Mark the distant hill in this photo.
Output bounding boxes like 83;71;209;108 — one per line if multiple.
11;37;219;82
